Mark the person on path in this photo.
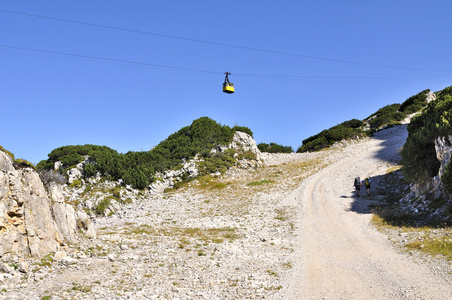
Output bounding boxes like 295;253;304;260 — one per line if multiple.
354;176;362;197
365;177;371;197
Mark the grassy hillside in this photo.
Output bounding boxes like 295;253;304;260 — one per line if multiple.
296;119;364;153
37;117;253;189
297;89;432;153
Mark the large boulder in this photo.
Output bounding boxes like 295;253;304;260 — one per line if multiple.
230;131;262;161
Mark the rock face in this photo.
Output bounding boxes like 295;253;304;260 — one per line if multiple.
426;90;437;104
399;134;452;220
230;131;262;161
0;151;63;257
435;135;452;180
0;151;95;258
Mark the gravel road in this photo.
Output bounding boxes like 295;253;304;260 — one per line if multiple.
283;125;452;299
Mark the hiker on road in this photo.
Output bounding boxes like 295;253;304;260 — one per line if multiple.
365;177;371;197
354;176;362;197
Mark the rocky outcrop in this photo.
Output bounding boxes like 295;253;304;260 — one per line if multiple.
426;91;437;104
54;131;264;217
435;135;452;180
230;131;262;161
149;159;199;196
148;131;262;195
48;182;96;240
0;151;63;257
398;134;452;221
0;151;95;259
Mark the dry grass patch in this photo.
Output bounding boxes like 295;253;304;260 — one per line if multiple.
373;215;452;261
183;227;239;243
247;180;272;186
406;234;452;261
120;225;239;245
274;207;291;221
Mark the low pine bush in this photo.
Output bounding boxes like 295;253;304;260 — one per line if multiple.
258;143;293;153
37;117;253;189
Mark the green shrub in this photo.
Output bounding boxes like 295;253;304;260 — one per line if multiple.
297;119;363;153
94;198;111;215
197;153;237;176
38;117;253;189
258;143;293;153
237;151;257;160
232;125;253;137
14;158;36;169
367;104;405;129
399;89;430;114
109;186;122;199
84;163;97;177
401;86;452;182
61;152;84;167
340;119;363;128
69;179;82;189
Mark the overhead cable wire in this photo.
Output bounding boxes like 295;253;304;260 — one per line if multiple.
0;44;220;74
2;44;451;80
2;9;451;73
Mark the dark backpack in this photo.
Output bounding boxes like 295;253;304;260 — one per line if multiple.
354;177;360;186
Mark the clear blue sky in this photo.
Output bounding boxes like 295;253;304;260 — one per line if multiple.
2;1;452;164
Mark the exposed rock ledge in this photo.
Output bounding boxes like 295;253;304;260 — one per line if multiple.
0;151;94;259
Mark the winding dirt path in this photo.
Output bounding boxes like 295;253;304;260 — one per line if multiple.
286;125;452;299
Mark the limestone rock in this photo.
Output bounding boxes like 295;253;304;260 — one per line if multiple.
54;251;67;261
60;256;78;265
230;131;262;161
18;260;28;273
67;168;82;184
435;135;452;179
0;151;95;258
0;263;12;273
76;211;96;239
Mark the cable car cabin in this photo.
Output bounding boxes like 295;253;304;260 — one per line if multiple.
223;72;234;94
223;82;234;94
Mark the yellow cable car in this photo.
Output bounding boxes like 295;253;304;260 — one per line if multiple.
223;72;234;94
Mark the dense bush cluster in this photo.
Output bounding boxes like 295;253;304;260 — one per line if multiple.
296;89;432;154
399;89;430;114
37;117;253;189
296;119;364;153
232;126;253;137
257;143;293;153
401;86;452;182
367;104;405;129
367;89;430;129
